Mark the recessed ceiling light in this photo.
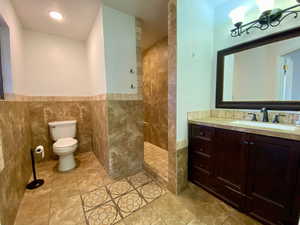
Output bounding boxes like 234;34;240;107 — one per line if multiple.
49;11;63;21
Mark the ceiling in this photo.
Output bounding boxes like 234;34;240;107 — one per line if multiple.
11;0;228;48
102;0;168;50
11;0;101;41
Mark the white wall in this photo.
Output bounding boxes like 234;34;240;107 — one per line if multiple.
177;0;214;143
212;0;300;107
102;6;137;94
87;7;107;95
23;30;90;96
0;0;25;94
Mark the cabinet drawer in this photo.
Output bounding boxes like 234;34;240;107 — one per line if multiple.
215;184;245;210
189;165;214;189
190;125;213;140
189;138;213;155
190;151;210;172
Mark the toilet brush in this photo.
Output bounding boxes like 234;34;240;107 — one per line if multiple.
26;146;45;190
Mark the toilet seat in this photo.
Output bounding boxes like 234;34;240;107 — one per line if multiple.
54;138;78;149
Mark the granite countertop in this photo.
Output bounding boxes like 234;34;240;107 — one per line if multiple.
189;118;300;141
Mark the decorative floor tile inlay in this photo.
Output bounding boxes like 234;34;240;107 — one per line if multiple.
107;179;134;199
138;182;165;203
81;187;111;211
116;190;147;217
86;201;122;225
127;172;153;188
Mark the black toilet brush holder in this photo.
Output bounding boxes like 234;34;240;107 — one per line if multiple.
26;147;44;190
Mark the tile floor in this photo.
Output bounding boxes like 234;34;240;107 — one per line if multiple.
14;151;262;225
144;142;168;183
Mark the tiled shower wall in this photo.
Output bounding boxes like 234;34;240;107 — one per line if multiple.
90;98;144;179
143;37;168;150
0;101;32;225
107;100;144;178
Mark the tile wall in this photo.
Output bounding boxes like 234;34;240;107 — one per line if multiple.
90;100;109;170
167;0;178;194
107;100;144;179
143;37;168;150
29;101;93;161
0;101;32;225
188;109;300;125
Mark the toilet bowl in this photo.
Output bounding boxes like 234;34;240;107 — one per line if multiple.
48;120;78;172
53;138;78;172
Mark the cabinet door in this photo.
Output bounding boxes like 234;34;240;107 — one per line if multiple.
214;128;249;210
246;135;299;225
188;125;215;191
293;165;300;225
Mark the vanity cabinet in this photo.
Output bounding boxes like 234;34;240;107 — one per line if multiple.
293;168;300;223
188;124;300;225
214;129;248;210
188;125;215;190
246;135;299;224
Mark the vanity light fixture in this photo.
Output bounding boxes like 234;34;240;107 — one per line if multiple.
229;6;247;36
230;0;300;37
49;11;63;21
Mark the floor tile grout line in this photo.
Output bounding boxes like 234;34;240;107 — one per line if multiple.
115;178;151;221
126;175;153;204
105;185;125;223
79;194;90;225
81;192;112;213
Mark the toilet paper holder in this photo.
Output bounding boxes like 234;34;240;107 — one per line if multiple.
26;146;45;190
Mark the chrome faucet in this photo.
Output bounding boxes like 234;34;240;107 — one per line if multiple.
261;108;269;122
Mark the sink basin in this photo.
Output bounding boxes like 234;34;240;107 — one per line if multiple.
230;120;297;131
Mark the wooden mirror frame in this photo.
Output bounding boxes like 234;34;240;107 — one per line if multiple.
216;26;300;111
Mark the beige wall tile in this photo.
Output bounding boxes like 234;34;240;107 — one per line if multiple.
143;38;168;150
107;100;144;178
167;0;177;194
0;102;32;225
29;101;93;161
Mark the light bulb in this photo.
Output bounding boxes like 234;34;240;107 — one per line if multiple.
49;11;63;21
229;6;247;25
256;0;275;12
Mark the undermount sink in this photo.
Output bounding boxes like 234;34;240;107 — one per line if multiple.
230;120;298;131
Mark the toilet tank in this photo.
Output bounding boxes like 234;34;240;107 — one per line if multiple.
48;120;77;141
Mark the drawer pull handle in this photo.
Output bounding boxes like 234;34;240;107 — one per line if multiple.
199;132;204;136
243;141;249;145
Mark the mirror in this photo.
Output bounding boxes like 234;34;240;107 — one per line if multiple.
216;27;300;110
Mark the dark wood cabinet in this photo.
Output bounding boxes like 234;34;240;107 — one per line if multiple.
188;124;300;225
293;166;300;224
214;129;248;210
246;135;299;225
188;125;215;191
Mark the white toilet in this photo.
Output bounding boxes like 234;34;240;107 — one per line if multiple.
48;120;78;172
